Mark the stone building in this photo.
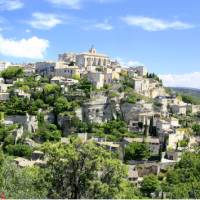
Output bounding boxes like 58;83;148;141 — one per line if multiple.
128;66;147;77
54;62;80;78
76;47;110;68
132;77;150;96
0;61;10;71
58;52;76;64
22;63;36;76
35;61;56;76
171;103;187;115
63;47;110;68
87;71;104;89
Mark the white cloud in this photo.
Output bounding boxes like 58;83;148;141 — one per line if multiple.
28;12;63;30
0;0;24;11
127;60;145;67
159;72;200;89
46;0;81;9
0;35;49;59
121;16;194;31
25;29;31;33
46;0;117;9
85;19;113;31
116;57;145;68
93;21;113;31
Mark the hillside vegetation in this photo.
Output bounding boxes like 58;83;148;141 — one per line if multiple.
170;87;200;105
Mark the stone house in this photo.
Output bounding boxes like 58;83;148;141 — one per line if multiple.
171;103;187;115
127;165;139;183
87;71;104;89
132;77;149;96
190;104;200;114
128;66;147;77
51;76;79;86
35;61;55;76
166;150;182;161
54;62;80;79
14;89;31;99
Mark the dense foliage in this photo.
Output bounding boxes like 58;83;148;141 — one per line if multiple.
1;66;24;80
171;87;200;105
0;67;199;199
42;139;140;199
0;157;49;198
163;152;200;198
124;142;150;161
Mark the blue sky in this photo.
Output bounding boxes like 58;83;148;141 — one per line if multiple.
0;0;200;88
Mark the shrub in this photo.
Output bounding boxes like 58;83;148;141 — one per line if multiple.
5;144;33;158
124;142;150;161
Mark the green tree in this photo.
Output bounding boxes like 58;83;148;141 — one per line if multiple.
163;152;200;198
1;66;24;80
43;83;61;104
192;124;200;135
140;174;160;197
54;97;73;114
36;123;62;142
0;159;50;198
43;140;139;199
124;142;150;161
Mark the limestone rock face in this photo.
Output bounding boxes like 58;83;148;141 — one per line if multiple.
6;113;38;133
44;112;55;123
82;94;113;124
13;126;23;143
57;114;71;136
120;102;139;123
75;107;83;121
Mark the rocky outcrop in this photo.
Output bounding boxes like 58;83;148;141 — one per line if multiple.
82;94;113;124
57;114;71;136
44;111;55;123
120;102;140;123
75;107;83;121
13;126;23;143
6;113;38;133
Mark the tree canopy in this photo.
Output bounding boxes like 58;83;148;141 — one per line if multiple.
124;142;150;161
163;152;200;198
42;139;139;199
1;66;24;80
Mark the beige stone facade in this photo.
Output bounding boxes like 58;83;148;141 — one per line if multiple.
76;47;110;68
54;62;80;78
87;71;104;89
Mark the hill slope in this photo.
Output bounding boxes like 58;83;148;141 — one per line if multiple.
170;87;200;105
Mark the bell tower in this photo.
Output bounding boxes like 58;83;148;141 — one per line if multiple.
89;45;96;54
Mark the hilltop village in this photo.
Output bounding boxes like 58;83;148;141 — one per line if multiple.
0;47;200;198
